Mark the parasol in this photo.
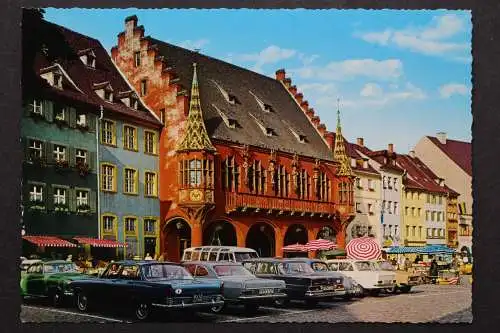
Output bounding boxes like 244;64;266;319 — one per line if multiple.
282;243;308;252
304;238;337;251
346;236;381;260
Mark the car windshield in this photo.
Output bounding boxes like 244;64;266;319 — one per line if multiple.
279;262;315;274
142;264;194;281
377;261;395;271
214;265;254;277
44;263;78;274
354;261;378;271
234;252;258;262
311;262;329;272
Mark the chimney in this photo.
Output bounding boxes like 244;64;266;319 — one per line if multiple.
437;132;447;145
275;69;286;81
409;150;416;158
295;93;303;104
125;15;138;35
283;78;292;88
388;143;394;153
357;137;364;147
289;85;297;95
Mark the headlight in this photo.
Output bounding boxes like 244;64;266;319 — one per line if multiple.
174;288;183;295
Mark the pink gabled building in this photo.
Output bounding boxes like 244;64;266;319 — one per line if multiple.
414;132;472;256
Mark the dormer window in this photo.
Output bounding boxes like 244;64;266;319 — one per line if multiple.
211;80;240;105
54;73;63;89
94;82;113;103
79;49;96;68
40;65;65;90
287;126;306;143
131;98;139;110
249;113;275;137
228;94;240;105
363;160;369;168
104;90;113;102
351;158;356;167
134;51;141;67
249;91;273;112
212;104;239;129
265;128;276;137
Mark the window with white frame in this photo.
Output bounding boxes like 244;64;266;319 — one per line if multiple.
125;217;136;233
144;218;156;234
368;179;374;190
29;139;43;160
355;177;361;188
76;149;87;165
103;215;114;233
30;185;43;202
33;100;43;114
53;145;66;162
387;177;392;189
382;200;386;213
53;188;66;205
356;202;361;212
134;51;141;67
101;164;115;191
124;168;137;194
411;207;415;217
77;113;87;127
418;208;422;217
55;106;65;121
393;178;398;191
412;226;416;236
388;201;392;214
394;202;398;215
368;203;373;214
76;190;88;207
123;126;137;150
145;172;157;197
431;211;435;221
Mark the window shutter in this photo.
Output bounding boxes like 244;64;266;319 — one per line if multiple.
89;189;96;213
87;113;96;132
43;100;53;122
68;147;76;167
44;142;53;164
21;137;29;162
88;151;96;171
24;101;33;117
68;188;76;212
22;180;31;203
69;107;77;128
46;185;54;211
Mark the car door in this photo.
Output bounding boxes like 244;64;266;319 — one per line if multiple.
26;263;44;296
96;264;124;306
114;264;140;307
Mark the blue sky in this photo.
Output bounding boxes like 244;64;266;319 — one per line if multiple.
44;9;471;152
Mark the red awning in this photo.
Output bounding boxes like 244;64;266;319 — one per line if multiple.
73;237;128;248
23;235;77;248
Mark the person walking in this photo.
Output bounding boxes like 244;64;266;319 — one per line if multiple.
145;253;153;260
429;256;438;284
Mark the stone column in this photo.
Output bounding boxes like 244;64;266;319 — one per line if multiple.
275;230;284;258
191;221;203;247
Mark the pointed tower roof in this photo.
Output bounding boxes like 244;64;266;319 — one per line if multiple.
333;99;353;176
176;63;216;152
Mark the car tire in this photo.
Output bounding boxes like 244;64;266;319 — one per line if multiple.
274;298;289;307
51;289;63;307
244;304;259;313
135;302;151;321
400;285;412;293
385;286;397;294
76;292;90;312
211;303;225;314
368;289;381;297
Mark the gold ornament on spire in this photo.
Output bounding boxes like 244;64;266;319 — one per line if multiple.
333;98;353;176
176;63;216;152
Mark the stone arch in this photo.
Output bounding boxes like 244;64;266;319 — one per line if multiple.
203;220;237;246
163;217;191;262
316;225;337;242
284;224;308;246
246;222;276;257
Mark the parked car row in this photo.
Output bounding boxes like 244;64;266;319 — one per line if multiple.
19;247;414;321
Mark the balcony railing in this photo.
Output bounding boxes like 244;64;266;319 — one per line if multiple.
225;192;343;216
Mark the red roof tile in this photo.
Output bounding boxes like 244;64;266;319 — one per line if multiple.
427;136;471;176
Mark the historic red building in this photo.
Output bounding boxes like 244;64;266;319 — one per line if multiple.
111;16;355;262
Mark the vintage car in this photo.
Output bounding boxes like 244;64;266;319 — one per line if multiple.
69;260;224;321
182;246;259;263
20;260;91;306
294;258;363;300
242;258;345;307
20;259;42;278
182;261;286;313
374;260;420;293
326;259;396;296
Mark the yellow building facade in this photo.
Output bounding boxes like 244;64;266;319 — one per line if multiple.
401;189;427;246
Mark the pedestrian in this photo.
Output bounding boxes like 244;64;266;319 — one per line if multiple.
145;253;153;260
451;255;459;271
405;257;411;271
429;256;438;284
66;254;72;262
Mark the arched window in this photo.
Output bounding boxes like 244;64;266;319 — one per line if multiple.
178;159;213;188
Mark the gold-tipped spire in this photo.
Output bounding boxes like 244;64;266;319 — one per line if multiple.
176;63;216;152
333;98;352;176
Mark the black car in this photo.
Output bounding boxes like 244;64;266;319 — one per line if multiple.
69;260;224;321
242;258;345;307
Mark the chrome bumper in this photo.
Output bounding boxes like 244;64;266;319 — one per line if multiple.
238;293;288;300
152;299;224;309
305;290;345;298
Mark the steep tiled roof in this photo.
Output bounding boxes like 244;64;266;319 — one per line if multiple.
146;37;333;161
427;136;472;177
366;150;405;174
23;17;161;127
396;154;458;195
343;141;379;175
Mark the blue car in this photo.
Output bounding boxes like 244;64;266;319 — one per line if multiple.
69;260;224;321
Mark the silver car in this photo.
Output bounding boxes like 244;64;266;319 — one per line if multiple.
183;261;287;313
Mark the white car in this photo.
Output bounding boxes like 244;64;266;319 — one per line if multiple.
326;259;396;296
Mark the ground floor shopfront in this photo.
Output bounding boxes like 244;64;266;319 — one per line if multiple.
161;214;350;262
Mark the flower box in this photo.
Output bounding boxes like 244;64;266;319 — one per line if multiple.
30;112;45;122
54;202;69;213
29;200;45;210
55;160;70;172
54;118;67;128
77;204;91;214
76;123;90;131
76;162;91;177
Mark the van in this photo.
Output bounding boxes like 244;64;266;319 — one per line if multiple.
182;246;259;263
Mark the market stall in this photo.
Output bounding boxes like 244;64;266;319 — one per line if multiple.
22;235;77;260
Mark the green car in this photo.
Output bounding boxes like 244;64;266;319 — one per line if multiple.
20;260;92;306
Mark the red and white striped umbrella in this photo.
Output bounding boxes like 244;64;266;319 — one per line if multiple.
346;236;381;260
282;243;308;252
304;239;337;251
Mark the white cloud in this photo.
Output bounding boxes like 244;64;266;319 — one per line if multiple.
290;58;403;81
235;45;297;73
298;53;320;65
356;14;469;58
178;39;210;51
439;83;469;98
360;83;383;97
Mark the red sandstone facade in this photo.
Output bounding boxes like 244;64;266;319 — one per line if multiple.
111;16;355;262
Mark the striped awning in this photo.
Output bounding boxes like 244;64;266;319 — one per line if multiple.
385;246;425;254
73;237;128;248
282;243;308;252
23;235;77;248
418;245;455;254
304;239;337;251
